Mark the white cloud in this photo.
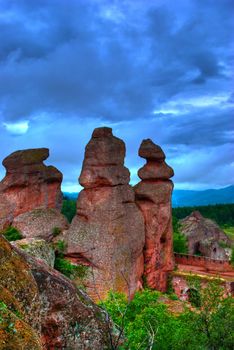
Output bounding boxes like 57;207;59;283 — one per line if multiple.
3;120;29;135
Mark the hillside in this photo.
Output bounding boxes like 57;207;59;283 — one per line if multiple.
172;185;234;207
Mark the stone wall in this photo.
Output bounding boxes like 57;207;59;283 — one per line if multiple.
174;253;233;273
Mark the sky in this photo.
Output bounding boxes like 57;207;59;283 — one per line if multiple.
0;0;233;192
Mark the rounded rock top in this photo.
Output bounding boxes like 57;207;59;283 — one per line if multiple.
139;139;165;160
92;127;113;138
3;148;49;169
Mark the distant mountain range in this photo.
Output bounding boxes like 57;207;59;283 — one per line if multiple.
172;185;234;207
63;185;234;208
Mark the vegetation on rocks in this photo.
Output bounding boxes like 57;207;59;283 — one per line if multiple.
1;226;22;241
54;240;88;280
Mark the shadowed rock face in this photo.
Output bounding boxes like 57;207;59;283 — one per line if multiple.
179;211;231;260
0;148;63;230
66;127;145;300
134;139;174;292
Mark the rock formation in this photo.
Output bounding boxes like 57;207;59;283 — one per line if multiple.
179;211;232;260
134;139;174;291
12;238;56;267
66;127;145;300
0;148;66;238
12;208;68;241
0;235;112;349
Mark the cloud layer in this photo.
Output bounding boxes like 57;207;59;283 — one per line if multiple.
0;0;233;191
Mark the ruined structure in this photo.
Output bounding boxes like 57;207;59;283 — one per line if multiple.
179;211;231;260
134;139;174;291
66;127;145;299
0;148;67;238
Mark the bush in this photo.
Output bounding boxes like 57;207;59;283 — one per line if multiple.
52;226;61;237
1;226;22;241
54;256;88;279
53;239;88;280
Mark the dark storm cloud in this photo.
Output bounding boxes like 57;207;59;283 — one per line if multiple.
0;0;233;189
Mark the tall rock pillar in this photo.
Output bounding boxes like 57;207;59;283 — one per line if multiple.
134;139;174;291
66;127;145;300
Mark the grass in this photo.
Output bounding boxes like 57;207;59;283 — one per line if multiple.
222;226;234;242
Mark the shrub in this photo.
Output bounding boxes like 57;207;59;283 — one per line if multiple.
55;239;67;254
52;226;61;237
53;239;88;281
1;226;22;241
54;256;88;279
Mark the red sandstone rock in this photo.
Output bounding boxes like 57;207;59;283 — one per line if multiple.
139;139;165;160
79;127;130;188
0;148;63;229
66;127;145;300
12;208;68;241
134;139;174;292
0;235;112;349
179;211;232;260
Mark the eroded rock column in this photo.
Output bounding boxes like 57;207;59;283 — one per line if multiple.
66;127;145;300
0;148;67;239
134;139;174;291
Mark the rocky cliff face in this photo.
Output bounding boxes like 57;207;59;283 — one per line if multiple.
0;235;112;349
134;139;174;291
179;211;231;260
0;148;66;238
66;127;145;300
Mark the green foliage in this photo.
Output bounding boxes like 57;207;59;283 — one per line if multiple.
168;293;179;301
53;239;88;280
172;217;188;254
55;239;67;254
218;240;229;248
1;226;22;241
173;232;188;254
61;199;76;223
222;226;234;242
52;226;61;237
173;203;234;226
54;256;88;279
231;248;234;266
0;301;17;334
101;283;234;350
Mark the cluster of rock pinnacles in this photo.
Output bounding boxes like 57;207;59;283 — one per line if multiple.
0;127;174;300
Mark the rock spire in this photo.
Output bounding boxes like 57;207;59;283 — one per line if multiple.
134;139;174;291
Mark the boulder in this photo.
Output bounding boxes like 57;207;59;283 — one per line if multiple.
66;127;145;300
12;208;68;241
0;235;113;349
134;139;174;291
12;238;55;267
0;148;63;229
179;211;232;260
